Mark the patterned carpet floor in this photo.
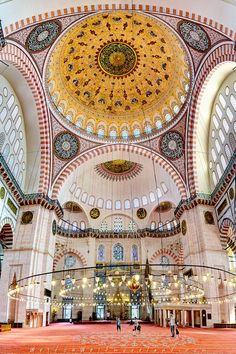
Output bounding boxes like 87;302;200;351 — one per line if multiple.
0;323;236;353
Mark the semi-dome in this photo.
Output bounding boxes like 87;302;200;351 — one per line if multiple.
45;11;192;142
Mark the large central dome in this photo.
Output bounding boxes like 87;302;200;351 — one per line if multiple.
46;11;191;141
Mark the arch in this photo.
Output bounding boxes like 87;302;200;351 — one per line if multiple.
0;217;15;233
53;248;87;271
0;42;50;193
0;218;14;249
219;218;236;253
187;44;236;195
51;144;187;199
150;246;183;265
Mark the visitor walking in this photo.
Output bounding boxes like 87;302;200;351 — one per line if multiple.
116;317;121;332
169;314;175;337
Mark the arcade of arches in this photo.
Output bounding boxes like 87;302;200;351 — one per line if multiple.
0;0;236;352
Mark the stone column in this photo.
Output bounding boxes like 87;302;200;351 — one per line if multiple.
191;310;194;328
163;308;167;327
181;205;229;325
0;205;58;325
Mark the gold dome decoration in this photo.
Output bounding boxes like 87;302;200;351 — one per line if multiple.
155;201;172;213
90;208;100;219
46;11;191;141
137;208;147;219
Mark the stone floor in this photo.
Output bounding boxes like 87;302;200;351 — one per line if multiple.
0;322;236;353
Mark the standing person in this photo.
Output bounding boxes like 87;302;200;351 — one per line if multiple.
137;321;141;334
169;314;175;337
116;317;121;332
133;317;138;335
175;320;180;338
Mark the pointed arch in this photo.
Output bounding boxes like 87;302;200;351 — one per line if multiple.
51;144;188;200
186;43;236;195
0;218;14;249
0;42;51;193
219;218;236;253
53;248;87;271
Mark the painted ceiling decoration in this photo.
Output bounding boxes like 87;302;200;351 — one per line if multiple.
159;131;184;160
63;201;82;212
155;201;173;213
53;132;80;160
25;20;61;52
137;208;147;219
90;207;100;219
94;159;143;182
45;11;192;142
178;21;210;52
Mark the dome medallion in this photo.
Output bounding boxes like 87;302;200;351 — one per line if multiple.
45;12;192;142
97;41;139;77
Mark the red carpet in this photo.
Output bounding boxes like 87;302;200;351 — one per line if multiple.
0;323;236;353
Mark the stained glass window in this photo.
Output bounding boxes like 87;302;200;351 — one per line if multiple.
160;255;169;269
113;243;124;261
131;245;138;262
98;244;105;262
65;255;76;268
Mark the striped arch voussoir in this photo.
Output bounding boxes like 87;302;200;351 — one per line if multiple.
53;248;87;271
149;248;181;265
187;45;236;195
0;217;14;249
0;217;14;232
4;4;235;40
51;144;187;199
0;43;50;194
219;218;236;253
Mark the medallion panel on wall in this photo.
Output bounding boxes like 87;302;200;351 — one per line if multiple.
181;220;187;235
52;220;57;235
21;211;33;224
204;211;215;225
90;208;100;219
26;20;61;52
178;21;210;52
137;208;147;219
160;131;184;160
54;132;79;160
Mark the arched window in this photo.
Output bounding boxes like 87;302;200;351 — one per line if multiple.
106;200;112;210
113;243;124;261
133;198;140;208
115;200;121;210
131;245;138;262
88;195;95;206
160;255;170;269
113;216;123;233
209;71;236;188
97;244;105;262
97;198;104;208
80;221;85;230
149;192;156;203
0;77;26;187
122;130;128;139
150;221;156;230
100;220;108;232
129;220;137;232
124;199;131;210
72;221;78;231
